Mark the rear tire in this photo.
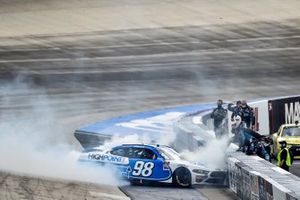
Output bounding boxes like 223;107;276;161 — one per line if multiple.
130;178;153;186
172;167;191;188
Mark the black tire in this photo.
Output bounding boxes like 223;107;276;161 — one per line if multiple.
172;167;191;188
129;178;143;186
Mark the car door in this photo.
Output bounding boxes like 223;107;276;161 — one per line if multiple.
109;146;131;177
128;147;172;181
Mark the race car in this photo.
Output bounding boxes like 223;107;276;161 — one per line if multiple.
78;144;227;187
271;123;300;158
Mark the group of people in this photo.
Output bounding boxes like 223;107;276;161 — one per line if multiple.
210;99;293;171
210;99;254;138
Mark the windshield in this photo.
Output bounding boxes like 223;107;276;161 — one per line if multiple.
282;127;300;137
157;147;181;160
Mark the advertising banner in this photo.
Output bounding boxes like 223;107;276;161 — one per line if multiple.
228;157;239;193
258;176;273;200
272;185;289;200
250;171;260;200
241;166;251;200
286;193;300;200
268;96;300;134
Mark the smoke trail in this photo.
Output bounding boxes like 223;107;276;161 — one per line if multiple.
99;108;233;171
0;79;121;185
0;76;234;186
180;136;233;170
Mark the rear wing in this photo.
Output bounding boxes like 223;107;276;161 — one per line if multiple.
74;130;112;149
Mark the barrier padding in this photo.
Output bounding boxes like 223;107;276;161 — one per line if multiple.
228;152;300;200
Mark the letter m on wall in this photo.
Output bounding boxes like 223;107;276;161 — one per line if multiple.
285;102;300;124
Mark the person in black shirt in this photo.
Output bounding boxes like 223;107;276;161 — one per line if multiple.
228;100;242;122
211;99;227;138
240;100;254;129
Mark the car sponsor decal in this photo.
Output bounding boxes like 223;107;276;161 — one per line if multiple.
88;153;129;164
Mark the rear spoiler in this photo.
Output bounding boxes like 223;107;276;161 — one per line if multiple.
74;130;112;149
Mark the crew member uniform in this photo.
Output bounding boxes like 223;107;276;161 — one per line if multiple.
240;105;253;129
228;102;242;121
277;147;292;171
211;104;227;138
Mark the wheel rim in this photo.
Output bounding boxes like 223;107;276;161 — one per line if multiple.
175;168;191;187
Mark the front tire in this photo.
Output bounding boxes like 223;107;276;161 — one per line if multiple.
172;167;191;188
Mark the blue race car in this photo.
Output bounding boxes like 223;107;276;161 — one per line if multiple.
78;144;227;187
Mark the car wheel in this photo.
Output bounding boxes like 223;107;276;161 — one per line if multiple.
172;167;191;188
129;178;140;185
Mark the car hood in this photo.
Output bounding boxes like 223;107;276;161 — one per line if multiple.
167;158;211;171
279;137;300;144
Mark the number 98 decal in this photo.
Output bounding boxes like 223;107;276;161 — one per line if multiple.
132;161;154;177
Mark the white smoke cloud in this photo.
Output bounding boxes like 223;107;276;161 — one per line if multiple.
0;77;234;187
102;134;151;149
180;136;232;170
99;107;232;171
0;139;119;185
101;122;231;171
0;80;123;186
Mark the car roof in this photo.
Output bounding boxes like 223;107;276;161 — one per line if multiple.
116;143;158;151
116;143;176;151
282;124;300;128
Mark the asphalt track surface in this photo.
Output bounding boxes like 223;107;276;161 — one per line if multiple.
1;19;300;199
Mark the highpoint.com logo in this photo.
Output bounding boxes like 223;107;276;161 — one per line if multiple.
88;153;122;163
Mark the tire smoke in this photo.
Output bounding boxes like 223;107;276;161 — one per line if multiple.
180;136;232;170
0;80;122;185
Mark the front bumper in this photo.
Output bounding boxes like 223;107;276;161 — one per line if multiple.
194;170;227;185
289;145;300;158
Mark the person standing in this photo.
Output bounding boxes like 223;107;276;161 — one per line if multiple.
211;99;227;138
277;141;292;171
227;100;242;122
240;100;253;129
231;116;244;144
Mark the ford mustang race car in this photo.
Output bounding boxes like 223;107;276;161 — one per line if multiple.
78;144;227;187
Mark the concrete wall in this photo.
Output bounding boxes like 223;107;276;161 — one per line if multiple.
228;153;300;200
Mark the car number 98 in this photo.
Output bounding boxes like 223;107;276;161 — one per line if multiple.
132;161;154;177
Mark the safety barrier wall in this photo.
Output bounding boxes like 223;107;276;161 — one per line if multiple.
228;152;300;200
